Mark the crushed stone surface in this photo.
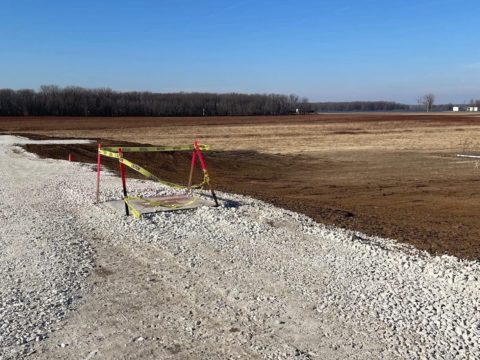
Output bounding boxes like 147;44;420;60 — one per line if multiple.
0;135;479;359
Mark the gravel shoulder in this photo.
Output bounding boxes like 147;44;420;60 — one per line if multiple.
1;135;480;359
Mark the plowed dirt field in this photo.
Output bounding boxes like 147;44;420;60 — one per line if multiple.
3;113;480;259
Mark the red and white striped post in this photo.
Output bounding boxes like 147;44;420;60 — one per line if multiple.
68;153;72;162
193;140;219;206
194;140;207;170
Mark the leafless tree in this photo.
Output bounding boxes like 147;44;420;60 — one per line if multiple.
419;93;435;112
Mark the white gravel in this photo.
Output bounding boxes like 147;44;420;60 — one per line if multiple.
1;135;480;359
0;136;94;359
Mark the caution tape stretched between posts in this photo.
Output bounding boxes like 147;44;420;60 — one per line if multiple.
99;146;208;189
98;143;212;215
119;158;185;189
98;149;121;159
102;144;209;153
119;157;205;190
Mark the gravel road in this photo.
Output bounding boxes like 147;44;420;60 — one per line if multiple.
1;135;479;359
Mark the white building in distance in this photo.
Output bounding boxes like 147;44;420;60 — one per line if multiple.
452;106;479;112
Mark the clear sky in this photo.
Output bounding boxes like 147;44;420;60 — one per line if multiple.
1;0;479;103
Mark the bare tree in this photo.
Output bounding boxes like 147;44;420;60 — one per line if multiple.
419;93;435;112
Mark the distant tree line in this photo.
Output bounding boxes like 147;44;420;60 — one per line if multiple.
0;85;307;116
1;86;477;116
469;99;480;107
410;102;480;111
311;99;480;112
310;101;409;112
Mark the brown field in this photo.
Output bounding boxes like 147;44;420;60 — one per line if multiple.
3;113;480;260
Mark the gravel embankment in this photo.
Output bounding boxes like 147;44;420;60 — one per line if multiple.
1;135;480;359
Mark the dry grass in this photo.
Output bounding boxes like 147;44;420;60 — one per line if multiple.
2;113;480;154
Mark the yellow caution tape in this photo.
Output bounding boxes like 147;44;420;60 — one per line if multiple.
99;148;206;189
101;144;209;153
99;144;211;213
98;149;121;158
119;157;185;189
119;157;205;190
123;198;141;218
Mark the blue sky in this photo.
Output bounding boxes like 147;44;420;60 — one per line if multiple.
1;0;479;103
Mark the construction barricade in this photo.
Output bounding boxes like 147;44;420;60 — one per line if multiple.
96;140;219;218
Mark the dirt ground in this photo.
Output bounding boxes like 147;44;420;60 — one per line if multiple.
3;113;480;260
